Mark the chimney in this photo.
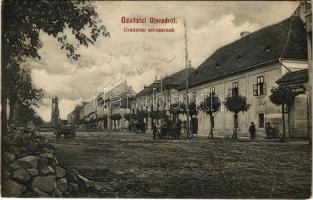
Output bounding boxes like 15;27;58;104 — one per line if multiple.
240;31;250;38
293;2;310;22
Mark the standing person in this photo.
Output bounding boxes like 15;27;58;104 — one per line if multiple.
249;122;256;139
152;122;157;140
176;119;182;139
183;121;187;134
265;122;271;139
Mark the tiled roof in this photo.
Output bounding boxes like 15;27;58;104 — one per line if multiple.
137;67;195;96
105;81;136;99
276;69;308;84
187;14;307;88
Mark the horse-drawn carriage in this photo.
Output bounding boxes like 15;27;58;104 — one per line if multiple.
153;119;181;140
129;121;146;133
54;125;76;140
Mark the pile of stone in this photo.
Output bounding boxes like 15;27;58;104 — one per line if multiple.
2;127;80;197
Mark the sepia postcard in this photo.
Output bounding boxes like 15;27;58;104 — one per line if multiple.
1;0;312;198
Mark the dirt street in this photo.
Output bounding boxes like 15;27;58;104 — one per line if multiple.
42;131;311;198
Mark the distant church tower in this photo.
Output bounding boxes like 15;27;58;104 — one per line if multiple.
51;96;60;127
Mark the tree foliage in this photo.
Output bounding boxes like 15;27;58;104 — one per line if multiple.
32;114;45;127
3;0;108;66
169;102;186;115
111;113;122;120
73;105;83;124
269;86;296;140
9;67;44;107
8;67;45;124
150;109;167;120
198;94;221;114
124;113;132;121
224;95;250;114
135;110;148;121
269;87;296;106
199;94;221;138
2;0;109;131
224;95;250;139
188;102;198;116
14;104;35;127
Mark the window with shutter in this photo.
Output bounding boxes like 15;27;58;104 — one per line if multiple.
232;88;239;96
228;88;232;96
255;76;265;96
232;82;239;96
262;83;266;95
253;84;258;96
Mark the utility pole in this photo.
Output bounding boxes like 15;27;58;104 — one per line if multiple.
210;90;213;112
184;18;191;139
160;76;163;95
153;88;156;111
305;3;312;145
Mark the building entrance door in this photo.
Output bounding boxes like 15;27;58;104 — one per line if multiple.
290;94;309;138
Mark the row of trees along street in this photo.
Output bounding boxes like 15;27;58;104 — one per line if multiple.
198;93;250;140
127;87;297;142
197;87;299;142
1;0;302;142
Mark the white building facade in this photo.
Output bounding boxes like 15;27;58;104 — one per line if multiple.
177;6;310;137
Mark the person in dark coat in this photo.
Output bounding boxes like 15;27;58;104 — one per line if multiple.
265;122;271;139
152;122;157;140
249;122;256;139
176;119;182;139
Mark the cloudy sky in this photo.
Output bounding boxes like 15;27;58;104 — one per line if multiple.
29;1;299;121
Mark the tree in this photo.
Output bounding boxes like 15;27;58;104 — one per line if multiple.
224;95;251;139
73;105;84;124
136;110;148;122
169;102;186;122
199;93;221;138
188;102;199;136
269;86;296;141
111;113;122;121
188;102;198;117
2;0;109;133
14;104;35;127
33;115;45;128
124;113;132;121
8;67;44;124
150;109;166;121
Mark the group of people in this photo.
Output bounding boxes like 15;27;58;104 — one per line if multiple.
152;118;183;140
249;121;279;139
152;118;278;140
265;122;279;139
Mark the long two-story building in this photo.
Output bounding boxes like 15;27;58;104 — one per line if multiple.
133;68;194;130
97;81;136;131
178;4;310;137
67;81;135;131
